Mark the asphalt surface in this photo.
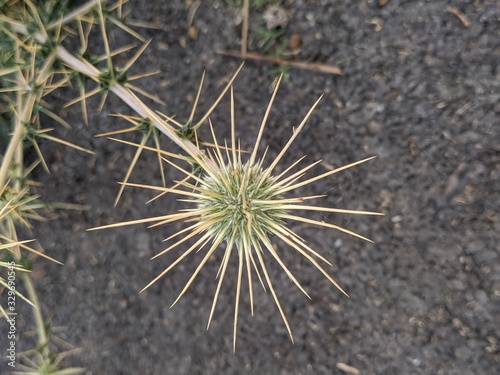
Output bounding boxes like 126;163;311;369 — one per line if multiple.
1;1;498;374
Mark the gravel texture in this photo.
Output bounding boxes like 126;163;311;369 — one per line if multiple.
1;0;499;374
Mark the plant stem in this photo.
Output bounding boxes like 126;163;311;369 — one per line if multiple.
0;118;25;188
22;272;50;360
55;44;206;156
5;9;214;166
1;41;52;366
109;83;208;162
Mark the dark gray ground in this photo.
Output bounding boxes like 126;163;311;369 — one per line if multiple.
2;0;499;374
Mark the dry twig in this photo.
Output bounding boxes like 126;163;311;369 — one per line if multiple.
217;49;343;75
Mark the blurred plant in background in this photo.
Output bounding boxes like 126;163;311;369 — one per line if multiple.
0;0;145;372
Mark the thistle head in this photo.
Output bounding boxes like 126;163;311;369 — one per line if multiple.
197;160;285;249
91;72;383;351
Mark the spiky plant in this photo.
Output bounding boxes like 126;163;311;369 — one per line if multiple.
0;1;138;372
2;0;382;355
91;75;382;351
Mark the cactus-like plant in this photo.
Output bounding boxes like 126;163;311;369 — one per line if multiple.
90;74;382;351
1;0;382;367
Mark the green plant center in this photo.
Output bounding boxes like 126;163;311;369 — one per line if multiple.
198;162;284;242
